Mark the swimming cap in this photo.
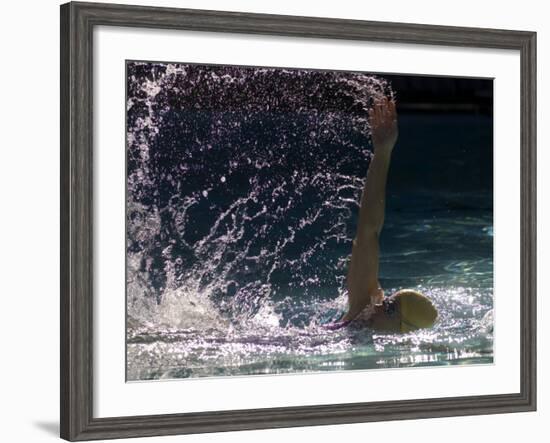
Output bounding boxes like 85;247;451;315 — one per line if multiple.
393;289;438;332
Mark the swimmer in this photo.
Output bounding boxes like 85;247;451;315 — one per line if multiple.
326;97;437;332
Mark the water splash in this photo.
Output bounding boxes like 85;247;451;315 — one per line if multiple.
127;62;391;327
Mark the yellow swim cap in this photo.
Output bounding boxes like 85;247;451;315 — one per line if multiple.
394;289;438;333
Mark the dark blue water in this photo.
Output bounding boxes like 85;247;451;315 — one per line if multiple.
126;62;493;380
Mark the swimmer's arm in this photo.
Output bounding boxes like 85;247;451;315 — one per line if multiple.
343;98;397;322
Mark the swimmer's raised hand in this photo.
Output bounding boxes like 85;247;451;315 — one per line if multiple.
339;96;397;325
369;97;398;155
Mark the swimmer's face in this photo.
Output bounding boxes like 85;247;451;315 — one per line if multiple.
369;299;403;332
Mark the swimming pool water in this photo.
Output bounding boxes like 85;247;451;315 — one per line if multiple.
125;62;493;380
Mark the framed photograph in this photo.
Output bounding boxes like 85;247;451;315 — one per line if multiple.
60;1;536;441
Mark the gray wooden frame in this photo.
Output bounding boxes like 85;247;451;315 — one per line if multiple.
60;1;537;441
